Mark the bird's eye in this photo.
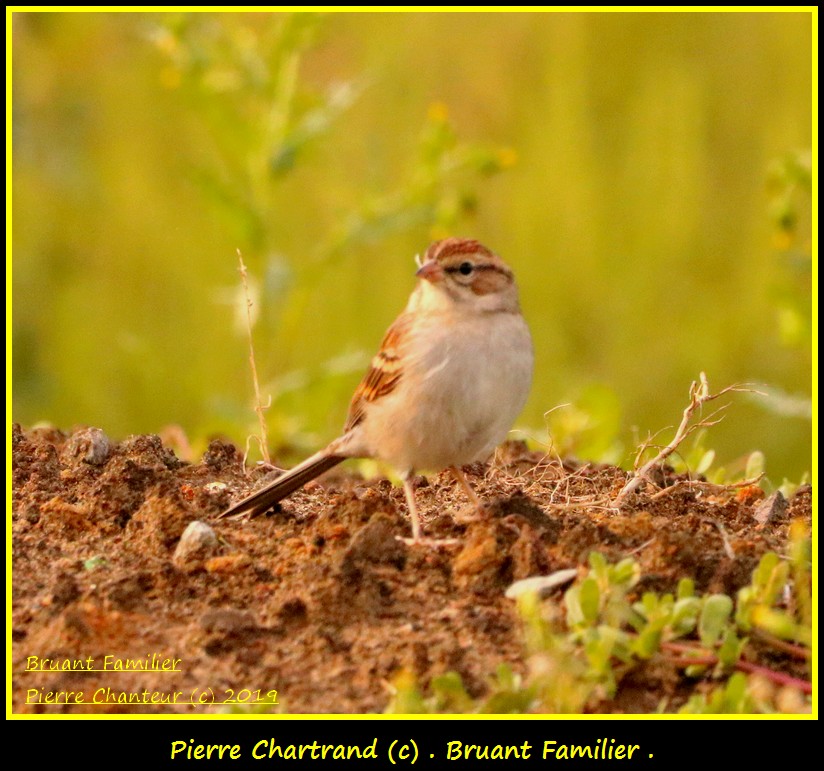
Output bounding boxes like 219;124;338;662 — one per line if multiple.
458;261;474;275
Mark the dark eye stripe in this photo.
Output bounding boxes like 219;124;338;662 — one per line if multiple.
445;263;496;274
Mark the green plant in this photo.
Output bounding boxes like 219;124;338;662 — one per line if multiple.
766;149;812;352
749;149;813;425
665;428;768;487
385;526;812;714
677;672;756;714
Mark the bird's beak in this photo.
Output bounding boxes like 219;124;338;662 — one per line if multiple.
415;260;444;283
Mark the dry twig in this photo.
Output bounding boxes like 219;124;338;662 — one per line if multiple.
702;516;736;560
614;373;759;507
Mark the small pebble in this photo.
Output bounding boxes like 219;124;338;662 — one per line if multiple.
753;491;787;525
173;520;219;564
64;427;111;466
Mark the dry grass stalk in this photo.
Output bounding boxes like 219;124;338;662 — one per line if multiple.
237;250;271;466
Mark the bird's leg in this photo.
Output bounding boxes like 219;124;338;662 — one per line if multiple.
401;472;422;542
450;466;482;507
449;466;489;525
397;472;461;548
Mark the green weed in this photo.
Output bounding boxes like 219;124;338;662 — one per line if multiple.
385;524;812;714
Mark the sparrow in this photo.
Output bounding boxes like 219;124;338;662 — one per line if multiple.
220;237;534;541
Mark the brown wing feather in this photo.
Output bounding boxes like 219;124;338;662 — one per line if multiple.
344;313;412;432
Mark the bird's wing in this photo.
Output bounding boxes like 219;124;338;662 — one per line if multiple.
344;312;413;432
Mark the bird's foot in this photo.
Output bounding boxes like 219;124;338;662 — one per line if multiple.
452;500;493;525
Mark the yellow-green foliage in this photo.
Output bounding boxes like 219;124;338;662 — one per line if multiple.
385;525;812;715
12;11;812;478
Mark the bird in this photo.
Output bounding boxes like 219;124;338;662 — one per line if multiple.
219;237;534;541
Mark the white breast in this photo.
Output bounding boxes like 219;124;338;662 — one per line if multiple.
357;309;533;473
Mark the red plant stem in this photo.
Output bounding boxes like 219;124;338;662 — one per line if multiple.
753;630;812;660
662;641;703;654
735;661;812;694
661;642;811;695
666;656;717;668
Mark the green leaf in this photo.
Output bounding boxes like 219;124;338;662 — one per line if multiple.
744;451;765;480
716;628;746;668
385;669;429;714
481;687;536;714
632;625;662;658
699;594;733;647
695;449;716;475
722;672;751;712
678;673;754;714
753;551;779;588
677;577;695;599
563;585;585;628
579;577;601;625
735;586;756;630
611;558;641;588
430;672;473;712
752;606;812;646
639;592;658;617
588;551;607;575
670;597;700;636
757;553;790;606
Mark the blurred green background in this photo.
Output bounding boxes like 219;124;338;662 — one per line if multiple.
12;11;813;482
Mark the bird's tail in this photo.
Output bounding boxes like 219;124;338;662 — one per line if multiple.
218;450;345;518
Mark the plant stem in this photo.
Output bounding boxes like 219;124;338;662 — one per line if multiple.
735;661;811;694
238;250;271;465
614;373;757;506
661;641;811;694
753;630;812;660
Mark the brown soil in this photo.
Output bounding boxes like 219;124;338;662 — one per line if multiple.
10;424;811;714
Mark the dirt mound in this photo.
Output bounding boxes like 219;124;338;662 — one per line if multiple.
10;425;810;714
